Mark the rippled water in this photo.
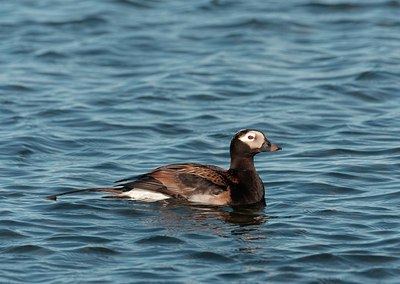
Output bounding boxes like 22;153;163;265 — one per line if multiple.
1;0;400;283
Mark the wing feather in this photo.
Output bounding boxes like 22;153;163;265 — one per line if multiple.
117;163;236;200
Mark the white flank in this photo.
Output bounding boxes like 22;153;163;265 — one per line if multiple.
188;194;226;206
119;189;171;202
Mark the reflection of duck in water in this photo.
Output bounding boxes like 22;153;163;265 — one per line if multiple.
139;199;271;230
47;129;281;206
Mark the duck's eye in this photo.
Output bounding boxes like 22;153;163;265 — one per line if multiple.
238;131;259;143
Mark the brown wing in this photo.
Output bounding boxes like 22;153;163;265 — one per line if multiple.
118;163;237;201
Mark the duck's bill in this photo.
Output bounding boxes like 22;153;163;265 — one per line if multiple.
269;143;282;152
262;142;282;152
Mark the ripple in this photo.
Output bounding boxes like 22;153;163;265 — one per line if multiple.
115;0;155;9
35;50;68;59
42;16;108;27
136;235;185;245
355;267;400;281
77;246;120;255
301;1;398;11
345;90;385;102
187;251;236;264
355;70;399;81
295;147;400;158
47;235;112;244
0;229;28;239
343;254;399;264
3;245;54;255
295;253;347;266
0;84;35;92
298;182;364;195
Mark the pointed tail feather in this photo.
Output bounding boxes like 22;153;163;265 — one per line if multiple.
46;187;122;201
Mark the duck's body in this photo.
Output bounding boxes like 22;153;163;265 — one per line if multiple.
116;163;234;205
47;129;281;206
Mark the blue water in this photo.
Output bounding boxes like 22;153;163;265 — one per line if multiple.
1;0;400;283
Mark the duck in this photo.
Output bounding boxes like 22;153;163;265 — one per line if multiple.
47;129;281;206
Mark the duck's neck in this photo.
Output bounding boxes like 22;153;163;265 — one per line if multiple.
229;154;265;206
229;155;256;171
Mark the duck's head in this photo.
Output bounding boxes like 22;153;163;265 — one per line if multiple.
230;129;281;158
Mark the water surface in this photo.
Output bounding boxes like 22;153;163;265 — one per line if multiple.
1;0;400;283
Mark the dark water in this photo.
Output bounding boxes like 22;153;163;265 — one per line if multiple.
1;0;400;283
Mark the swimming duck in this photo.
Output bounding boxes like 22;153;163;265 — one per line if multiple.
47;129;281;206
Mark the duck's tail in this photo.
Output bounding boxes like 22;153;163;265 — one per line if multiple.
46;187;123;201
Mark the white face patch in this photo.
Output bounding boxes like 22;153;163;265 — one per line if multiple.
238;130;266;149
